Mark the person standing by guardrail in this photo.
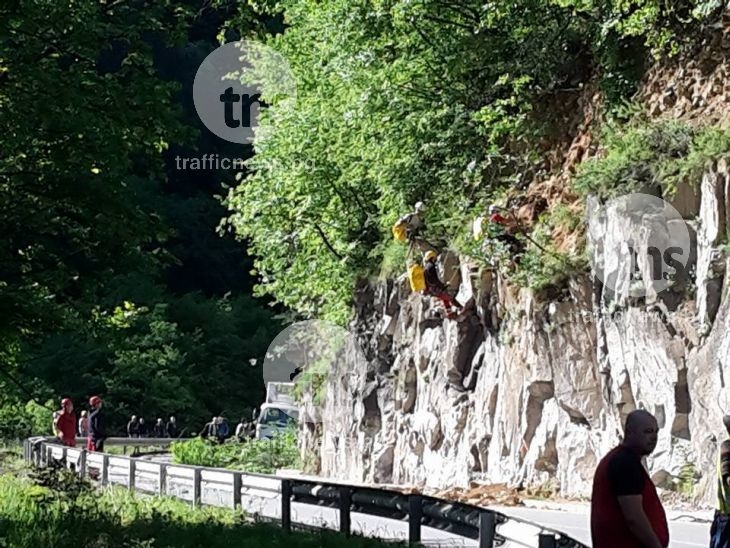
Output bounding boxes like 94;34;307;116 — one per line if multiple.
215;417;229;444
710;415;730;547
590;409;668;548
127;415;140;438
87;396;107;452
200;416;216;439
56;398;77;447
153;418;165;438
78;410;89;437
166;416;178;438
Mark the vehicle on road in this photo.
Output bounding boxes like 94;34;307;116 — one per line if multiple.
255;382;299;440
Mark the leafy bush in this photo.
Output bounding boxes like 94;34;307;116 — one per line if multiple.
293;358;330;407
170;430;300;474
574;118;695;198
508;221;588;294
0;399;55;440
575;116;730;200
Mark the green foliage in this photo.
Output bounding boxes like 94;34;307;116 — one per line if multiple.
677;461;697;497
574;116;730;199
0;1;194;343
0;1;285;436
508;214;588;293
554;0;723;56
22;293;281;432
170;430;299;474
293;358;329;407
226;0;596;322
0;468;397;547
0;399;54;440
225;0;727;320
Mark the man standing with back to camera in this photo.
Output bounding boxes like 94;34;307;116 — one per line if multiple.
590;409;669;547
87;395;107;452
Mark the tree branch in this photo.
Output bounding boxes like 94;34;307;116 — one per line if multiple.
422;14;474;32
311;223;344;260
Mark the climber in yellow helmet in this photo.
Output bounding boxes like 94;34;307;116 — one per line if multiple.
392;201;438;257
423;250;462;319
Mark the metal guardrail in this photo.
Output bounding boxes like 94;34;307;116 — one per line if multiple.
23;437;588;548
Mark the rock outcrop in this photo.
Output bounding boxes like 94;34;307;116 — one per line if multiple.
299;161;730;505
297;25;730;504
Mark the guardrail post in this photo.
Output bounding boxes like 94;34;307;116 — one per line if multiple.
232;472;242;510
538;534;557;548
79;450;87;477
479;512;496;548
101;454;109;486
408;495;422;544
158;463;167;496
193;468;202;507
128;459;136;490
339;487;352;536
281;479;292;533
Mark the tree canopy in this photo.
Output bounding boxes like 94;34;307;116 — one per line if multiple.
0;0;282;435
226;0;723;322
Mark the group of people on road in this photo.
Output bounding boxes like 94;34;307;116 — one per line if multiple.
52;396;185;453
126;415;178;439
52;395;106;452
590;408;730;547
197;417;257;445
199;416;232;444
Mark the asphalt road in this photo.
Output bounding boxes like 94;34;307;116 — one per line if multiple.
104;458;710;548
492;505;710;548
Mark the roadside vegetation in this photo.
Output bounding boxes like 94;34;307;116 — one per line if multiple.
170;430;299;474
0;457;398;547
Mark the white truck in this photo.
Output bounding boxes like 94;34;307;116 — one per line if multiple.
255;382;299;440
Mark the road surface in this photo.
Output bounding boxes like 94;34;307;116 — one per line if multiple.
492;504;710;548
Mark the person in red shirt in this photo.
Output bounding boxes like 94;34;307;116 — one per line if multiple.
488;205;509;226
590;409;669;548
487;205;524;258
55;398;77;447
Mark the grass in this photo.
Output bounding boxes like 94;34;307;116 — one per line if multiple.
0;460;402;548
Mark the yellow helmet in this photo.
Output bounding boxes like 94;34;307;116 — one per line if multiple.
424;250;437;262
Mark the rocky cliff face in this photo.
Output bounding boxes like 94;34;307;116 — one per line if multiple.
298;33;730;504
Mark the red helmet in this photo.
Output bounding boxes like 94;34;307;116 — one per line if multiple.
89;396;102;407
61;398;72;408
